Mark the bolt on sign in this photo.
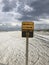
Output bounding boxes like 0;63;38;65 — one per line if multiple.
22;22;34;37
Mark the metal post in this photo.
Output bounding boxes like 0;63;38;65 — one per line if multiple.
26;32;29;65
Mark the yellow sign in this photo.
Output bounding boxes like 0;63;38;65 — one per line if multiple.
22;22;34;31
22;22;34;37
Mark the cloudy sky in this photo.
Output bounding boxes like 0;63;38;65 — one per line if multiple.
0;0;49;24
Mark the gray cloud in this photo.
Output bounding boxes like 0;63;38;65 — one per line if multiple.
30;0;49;15
2;0;17;12
2;0;49;21
17;0;49;21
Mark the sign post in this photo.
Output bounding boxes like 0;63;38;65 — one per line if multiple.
22;22;34;65
26;32;29;65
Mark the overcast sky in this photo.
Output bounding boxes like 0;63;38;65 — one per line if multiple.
0;0;49;24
